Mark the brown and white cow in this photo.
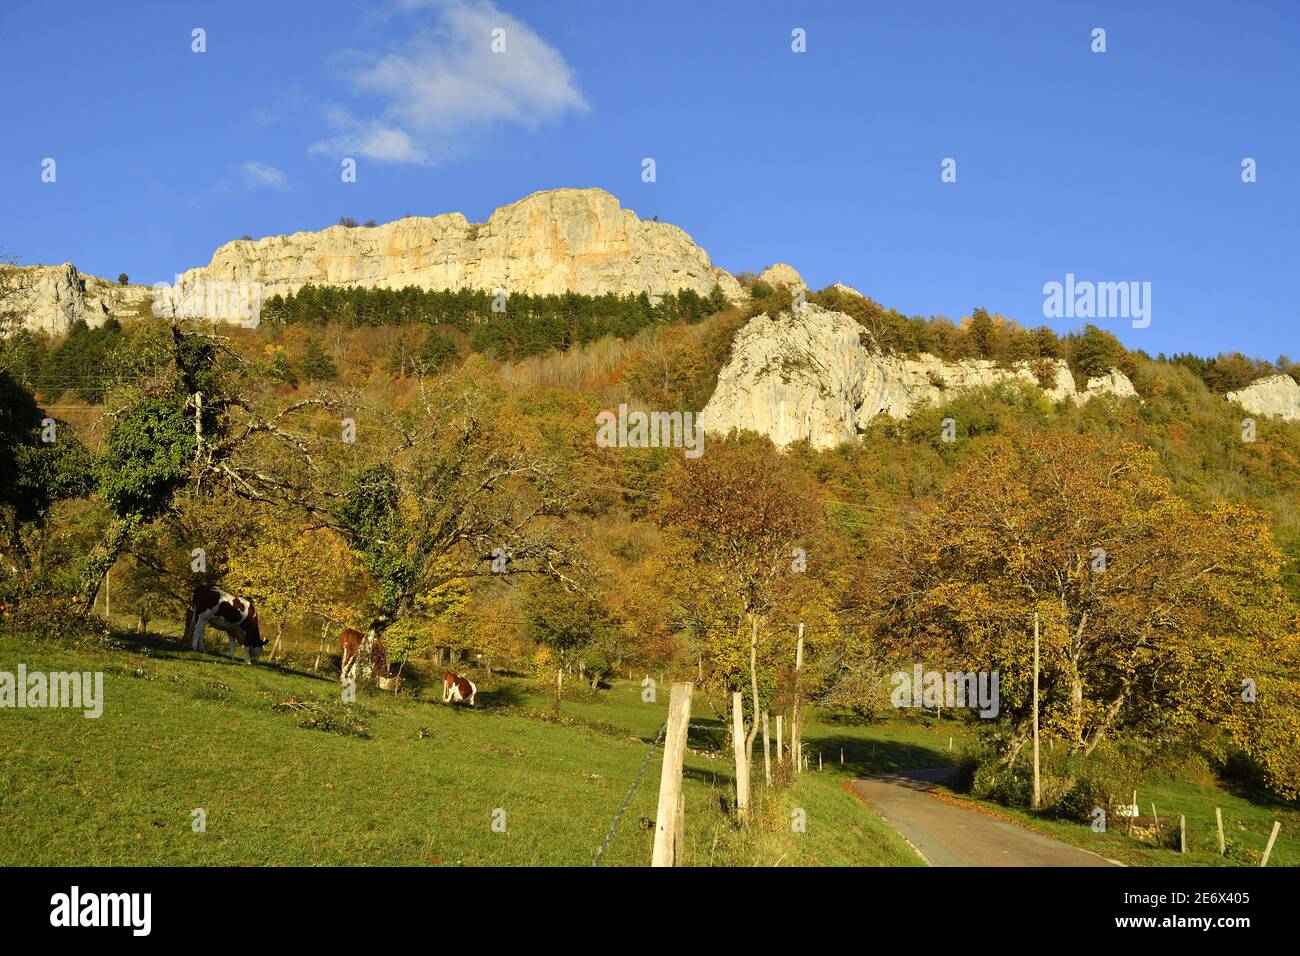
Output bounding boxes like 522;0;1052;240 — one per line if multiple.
188;585;267;664
442;671;477;706
340;627;398;691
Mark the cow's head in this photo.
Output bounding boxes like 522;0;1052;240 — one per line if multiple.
243;614;267;661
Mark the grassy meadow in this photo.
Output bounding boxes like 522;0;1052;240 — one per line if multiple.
0;627;920;867
4;623;1294;867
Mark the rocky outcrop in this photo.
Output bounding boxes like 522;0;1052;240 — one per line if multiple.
1225;374;1300;422
700;304;1139;450
1;263;154;336
160;188;745;322
758;263;805;290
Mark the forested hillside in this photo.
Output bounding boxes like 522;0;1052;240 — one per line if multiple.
3;283;1298;813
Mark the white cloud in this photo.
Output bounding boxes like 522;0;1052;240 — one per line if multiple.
240;161;288;190
310;0;588;165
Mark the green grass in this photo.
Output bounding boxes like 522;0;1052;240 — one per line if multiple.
0;630;919;867
14;626;1285;867
930;775;1299;868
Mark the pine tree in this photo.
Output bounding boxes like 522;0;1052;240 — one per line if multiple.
299;337;337;382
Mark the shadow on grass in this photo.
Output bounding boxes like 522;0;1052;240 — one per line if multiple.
111;628;340;684
793;734;956;779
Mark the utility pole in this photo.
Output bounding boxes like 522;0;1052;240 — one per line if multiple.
1032;612;1041;809
793;623;805;773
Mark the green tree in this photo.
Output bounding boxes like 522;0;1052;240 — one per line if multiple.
1070;324;1127;379
299;337;338;382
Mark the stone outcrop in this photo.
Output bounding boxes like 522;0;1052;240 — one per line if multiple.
159;188;744;321
700;304;1139;450
1;263;154;336
758;263;805;290
1225;374;1300;422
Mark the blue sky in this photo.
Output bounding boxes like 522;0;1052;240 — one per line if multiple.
1;0;1296;358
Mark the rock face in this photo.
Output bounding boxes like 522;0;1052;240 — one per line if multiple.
1226;374;1300;422
700;304;1139;450
758;263;806;290
2;263;154;336
160;188;744;321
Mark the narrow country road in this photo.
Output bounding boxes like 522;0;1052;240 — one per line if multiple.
852;768;1119;867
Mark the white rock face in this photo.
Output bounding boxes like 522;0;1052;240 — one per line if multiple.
1084;368;1139;402
1225;374;1300;422
1;263;154;336
758;263;805;290
160;188;744;321
700;304;1138;450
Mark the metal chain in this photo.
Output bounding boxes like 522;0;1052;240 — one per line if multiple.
592;721;668;867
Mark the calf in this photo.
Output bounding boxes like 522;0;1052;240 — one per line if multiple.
189;585;267;664
442;671;477;707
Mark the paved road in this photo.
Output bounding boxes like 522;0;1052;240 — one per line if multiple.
852;768;1119;867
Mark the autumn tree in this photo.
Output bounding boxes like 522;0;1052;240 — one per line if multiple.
226;523;365;658
331;371;579;660
878;432;1299;796
659;435;824;815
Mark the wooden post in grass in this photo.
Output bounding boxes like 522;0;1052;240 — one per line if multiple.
1151;803;1161;843
1216;808;1225;856
652;682;693;867
818;752;822;771
732;692;750;819
1261;821;1281;867
762;711;772;787
840;748;844;766
1128;790;1137;836
1179;815;1186;854
776;715;783;763
1032;613;1041;809
792;624;805;774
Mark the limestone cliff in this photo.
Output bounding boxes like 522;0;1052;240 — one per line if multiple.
159;187;744;321
700;304;1139;450
1225;374;1300;422
1;263;153;336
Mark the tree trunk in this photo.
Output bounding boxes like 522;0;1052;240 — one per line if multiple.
79;520;131;616
744;613;761;759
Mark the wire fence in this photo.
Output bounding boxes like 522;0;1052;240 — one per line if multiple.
592;720;667;867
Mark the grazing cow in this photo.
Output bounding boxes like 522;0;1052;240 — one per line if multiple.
188;585;267;664
442;671;477;707
339;627;397;691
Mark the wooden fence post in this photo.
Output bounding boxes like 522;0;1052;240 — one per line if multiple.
652;682;693;867
732;691;749;818
1215;808;1225;856
793;624;805;774
1151;803;1161;843
1179;815;1186;854
761;711;771;786
1261;821;1281;867
776;715;783;763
